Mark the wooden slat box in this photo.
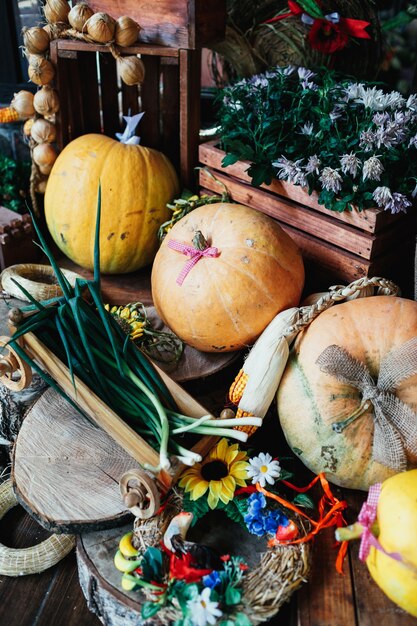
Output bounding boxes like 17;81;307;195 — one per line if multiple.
199;141;416;291
0;207;39;271
50;39;201;188
76;0;226;49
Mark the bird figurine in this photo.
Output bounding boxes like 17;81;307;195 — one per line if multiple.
163;512;223;571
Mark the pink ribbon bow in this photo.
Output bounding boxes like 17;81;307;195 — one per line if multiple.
168;239;220;286
358;483;402;563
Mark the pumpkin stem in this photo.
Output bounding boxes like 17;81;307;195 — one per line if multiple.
332;400;372;434
192;230;209;251
335;521;380;542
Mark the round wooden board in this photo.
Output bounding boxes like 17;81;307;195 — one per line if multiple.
12;387;141;533
146;307;240;382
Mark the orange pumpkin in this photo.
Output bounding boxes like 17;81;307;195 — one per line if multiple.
151;202;304;352
277;296;417;490
45;134;179;274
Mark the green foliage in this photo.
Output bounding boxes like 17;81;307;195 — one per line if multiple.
292;493;315;510
0;153;31;213
141;546;164;583
182;491;211;524
217;66;417;213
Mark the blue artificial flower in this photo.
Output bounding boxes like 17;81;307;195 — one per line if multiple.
244;515;265;537
246;492;266;515
202;570;222;589
264;512;280;535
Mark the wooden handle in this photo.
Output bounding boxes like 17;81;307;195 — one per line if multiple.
119;469;160;520
0;336;32;391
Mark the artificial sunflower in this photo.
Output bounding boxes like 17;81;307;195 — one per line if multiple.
179;438;249;509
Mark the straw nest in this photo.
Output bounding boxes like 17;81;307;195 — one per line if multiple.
132;490;311;624
0;479;75;576
210;0;383;84
1;264;82;302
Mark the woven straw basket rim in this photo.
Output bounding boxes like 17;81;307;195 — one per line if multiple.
1;264;82;302
132;490;311;624
0;479;75;576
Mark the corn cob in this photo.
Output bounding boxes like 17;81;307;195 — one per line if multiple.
0;108;19;124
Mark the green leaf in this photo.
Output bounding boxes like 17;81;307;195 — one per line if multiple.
93;182;101;287
222;497;248;528
333;200;347;212
222;154;240;167
141;601;162;620
141;546;164;582
225;585;242;606
293;493;315;510
235;613;253;626
182;492;210;523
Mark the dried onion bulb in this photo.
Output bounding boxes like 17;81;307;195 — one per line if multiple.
11;90;35;119
33;143;57;170
86;12;116;43
114;16;141;47
117;56;145;86
23;27;50;54
68;3;94;32
31;118;56;144
33;85;60;116
28;55;55;86
43;0;70;24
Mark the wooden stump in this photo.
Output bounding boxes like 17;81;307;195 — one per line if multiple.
12;387;141;533
77;525;144;626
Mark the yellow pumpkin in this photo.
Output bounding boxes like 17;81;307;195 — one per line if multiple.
277;296;417;490
151;202;304;352
45;134;179;274
366;470;417;617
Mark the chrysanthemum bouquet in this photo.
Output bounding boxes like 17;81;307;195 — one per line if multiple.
218;66;417;213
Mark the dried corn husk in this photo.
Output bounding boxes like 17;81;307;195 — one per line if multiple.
43;0;70;24
11;90;35;119
36;179;48;194
114;16;141;47
33;85;60;116
31;118;56;144
23;26;50;54
237;307;299;418
28;55;55;86
33;143;57;169
86;12;116;43
68;2;94;32
117;55;145;85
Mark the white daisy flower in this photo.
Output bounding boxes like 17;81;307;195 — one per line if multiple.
246;452;281;488
188;588;223;626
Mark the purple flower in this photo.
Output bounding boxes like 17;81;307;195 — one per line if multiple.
384;192;412;214
202;571;222;589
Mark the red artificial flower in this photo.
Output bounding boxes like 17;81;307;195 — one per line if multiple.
169;551;213;584
308;19;348;54
220;554;230;562
239;563;249;571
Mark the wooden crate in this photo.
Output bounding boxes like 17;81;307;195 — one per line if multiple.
199;141;416;292
76;0;226;49
50;39;201;188
0;207;40;271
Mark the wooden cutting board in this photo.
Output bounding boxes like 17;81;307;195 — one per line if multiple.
12;387;140;533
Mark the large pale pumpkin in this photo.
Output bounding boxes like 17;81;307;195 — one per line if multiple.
277;296;417;490
151;202;304;352
45;134;179;273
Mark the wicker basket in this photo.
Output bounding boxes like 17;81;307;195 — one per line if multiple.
210;0;383;83
131;491;311;624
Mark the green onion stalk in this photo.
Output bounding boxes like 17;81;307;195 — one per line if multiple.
8;186;261;471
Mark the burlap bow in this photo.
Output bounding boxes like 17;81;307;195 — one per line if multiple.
316;337;417;471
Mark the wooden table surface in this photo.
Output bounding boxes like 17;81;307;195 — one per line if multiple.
0;268;416;626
